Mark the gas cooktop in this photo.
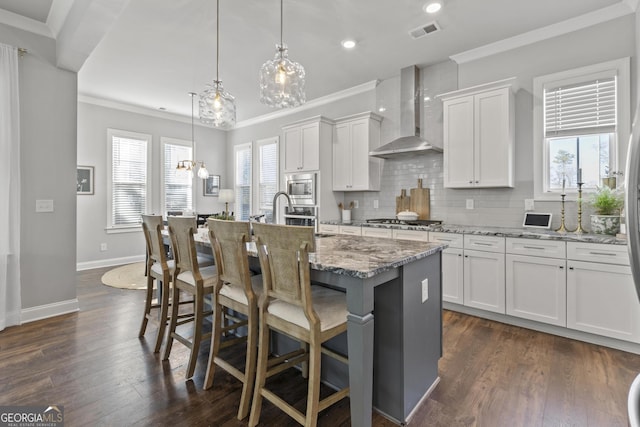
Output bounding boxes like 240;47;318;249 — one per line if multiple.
366;218;443;226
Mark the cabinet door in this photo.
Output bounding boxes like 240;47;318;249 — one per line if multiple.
349;119;372;190
442;248;464;305
300;123;320;171
332;123;351;190
463;249;505;313
567;260;640;343
393;229;429;242
474;88;513;187
283;126;302;172
361;227;392;239
443;96;474;188
506;254;566;326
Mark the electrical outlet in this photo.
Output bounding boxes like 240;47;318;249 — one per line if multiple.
421;278;429;303
100;243;108;252
353;200;359;209
525;199;535;211
466;199;474;210
373;199;379;209
35;199;54;212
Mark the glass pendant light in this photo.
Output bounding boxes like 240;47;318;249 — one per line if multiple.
199;0;236;128
259;0;306;108
190;93;209;179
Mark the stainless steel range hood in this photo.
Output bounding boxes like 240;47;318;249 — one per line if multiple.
369;65;442;159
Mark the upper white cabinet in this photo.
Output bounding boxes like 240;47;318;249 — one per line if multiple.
333;112;382;191
282;116;333;173
439;78;516;188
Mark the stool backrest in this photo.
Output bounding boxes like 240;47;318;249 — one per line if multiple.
207;219;253;296
252;223;315;308
167;216;201;278
141;214;168;266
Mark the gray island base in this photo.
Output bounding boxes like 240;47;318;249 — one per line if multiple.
265;234;446;426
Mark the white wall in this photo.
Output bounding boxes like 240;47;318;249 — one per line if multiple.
0;23;78;317
76;102;227;269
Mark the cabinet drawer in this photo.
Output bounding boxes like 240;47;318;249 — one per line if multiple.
339;225;362;236
430;232;463;249
567;242;629;265
506;238;566;258
318;224;340;234
362;227;393;239
393;229;429;242
464;235;505;253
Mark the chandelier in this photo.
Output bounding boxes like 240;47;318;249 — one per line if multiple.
199;0;236;128
176;93;209;179
259;0;306;108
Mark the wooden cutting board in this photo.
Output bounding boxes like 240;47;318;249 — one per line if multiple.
396;189;411;213
410;179;430;220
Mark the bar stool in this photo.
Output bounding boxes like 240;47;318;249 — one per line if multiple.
162;216;216;379
249;223;349;427
203;219;262;420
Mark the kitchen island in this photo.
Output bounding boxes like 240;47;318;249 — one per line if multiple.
189;229;447;426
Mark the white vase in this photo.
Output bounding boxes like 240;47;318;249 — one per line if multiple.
590;215;621;235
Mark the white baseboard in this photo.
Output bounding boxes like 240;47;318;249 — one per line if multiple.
76;254;145;271
21;299;80;324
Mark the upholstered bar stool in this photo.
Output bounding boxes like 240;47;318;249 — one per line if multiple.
249;223;349;427
163;216;216;379
203;219;263;420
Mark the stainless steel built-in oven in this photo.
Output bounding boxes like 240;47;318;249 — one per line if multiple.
284;206;317;229
285;173;316;206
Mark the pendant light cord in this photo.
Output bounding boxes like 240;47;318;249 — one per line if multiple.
190;92;195;143
216;0;220;82
280;0;283;48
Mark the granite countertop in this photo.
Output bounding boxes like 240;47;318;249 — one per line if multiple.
319;220;627;245
191;229;446;279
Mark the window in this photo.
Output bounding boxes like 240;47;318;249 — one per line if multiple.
234;143;252;221
162;137;193;215
533;58;630;200
107;129;151;231
256;137;279;223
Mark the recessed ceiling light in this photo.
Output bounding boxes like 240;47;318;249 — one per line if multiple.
341;39;356;49
424;2;442;13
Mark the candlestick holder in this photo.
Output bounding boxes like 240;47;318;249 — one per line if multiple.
556;193;568;233
574;182;585;234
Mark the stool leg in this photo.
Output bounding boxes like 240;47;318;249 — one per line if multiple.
162;285;180;361
304;340;322;427
203;299;223;390
139;272;154;337
186;288;204;379
237;305;258;420
154;274;171;353
248;318;270;427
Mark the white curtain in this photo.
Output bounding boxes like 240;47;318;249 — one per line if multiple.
0;43;21;330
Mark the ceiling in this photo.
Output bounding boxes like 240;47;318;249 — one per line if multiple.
1;0;635;125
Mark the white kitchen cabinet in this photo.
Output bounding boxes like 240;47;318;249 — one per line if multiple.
566;243;640;343
440;78;515;188
361;227;392;238
282;116;333;173
393;229;429;242
430;232;465;305
339;225;362;236
333;112;382;191
462;235;505;314
318;224;340;234
505;239;567;327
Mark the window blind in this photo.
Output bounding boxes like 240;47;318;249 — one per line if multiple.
259;142;278;210
112;136;148;226
235;145;252;220
544;77;616;137
164;143;193;213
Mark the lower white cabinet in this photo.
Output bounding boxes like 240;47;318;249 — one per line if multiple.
567;259;640;343
318;224;339;234
339;225;362;236
392;229;429;242
361;227;393;238
442;248;464;304
506;254;566;326
464;249;505;314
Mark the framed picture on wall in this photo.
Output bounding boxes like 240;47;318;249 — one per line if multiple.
77;166;94;195
204;175;220;197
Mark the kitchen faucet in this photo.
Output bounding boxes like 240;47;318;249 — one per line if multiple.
272;191;293;224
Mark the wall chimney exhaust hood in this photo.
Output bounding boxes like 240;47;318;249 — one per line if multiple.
369;65;442;159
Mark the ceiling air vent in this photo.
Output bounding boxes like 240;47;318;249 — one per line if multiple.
409;21;441;39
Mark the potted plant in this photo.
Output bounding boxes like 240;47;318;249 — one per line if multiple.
587;185;624;235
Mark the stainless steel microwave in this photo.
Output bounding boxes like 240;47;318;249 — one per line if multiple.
285;173;316;206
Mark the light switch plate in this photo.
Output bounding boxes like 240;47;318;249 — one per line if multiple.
36;199;54;212
525;199;535;211
373;199;379;209
466;199;474;210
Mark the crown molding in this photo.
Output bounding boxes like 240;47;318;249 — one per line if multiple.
234;79;379;129
450;1;635;64
0;8;52;38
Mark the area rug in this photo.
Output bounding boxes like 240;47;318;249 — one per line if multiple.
101;262;149;290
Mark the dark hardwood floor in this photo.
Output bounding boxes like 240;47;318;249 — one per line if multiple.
1;266;640;426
